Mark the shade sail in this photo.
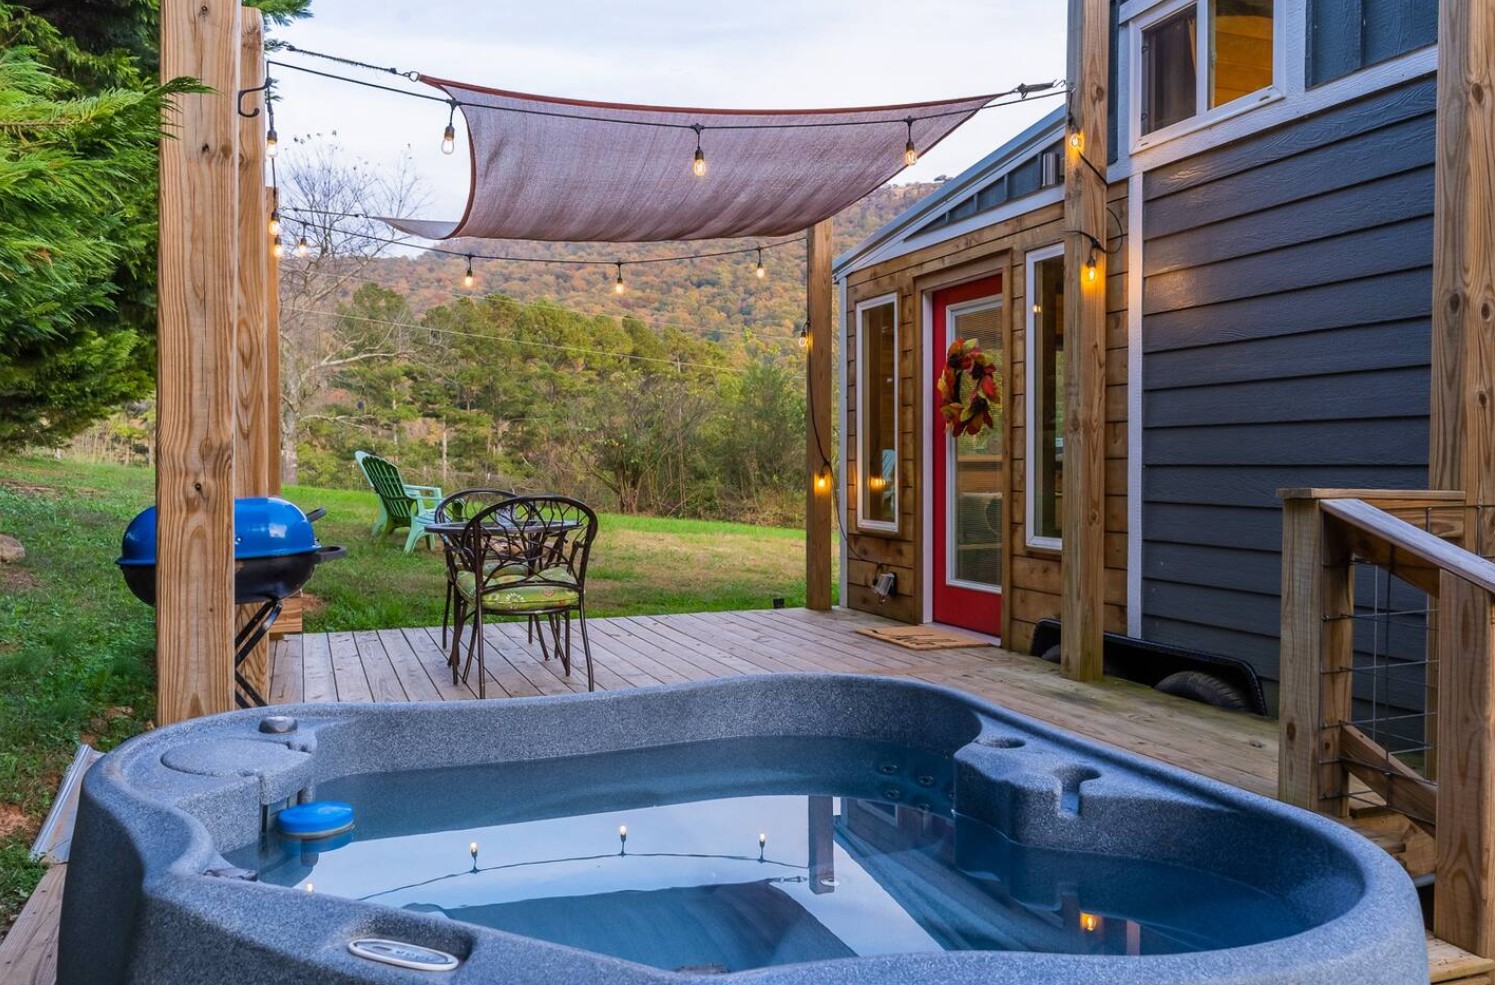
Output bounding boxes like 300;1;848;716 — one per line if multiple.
384;78;996;243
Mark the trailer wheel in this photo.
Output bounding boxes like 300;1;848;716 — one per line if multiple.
1154;671;1250;712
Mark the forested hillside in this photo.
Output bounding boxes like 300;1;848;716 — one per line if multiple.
337;182;937;331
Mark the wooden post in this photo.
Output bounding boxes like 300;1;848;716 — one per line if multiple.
1277;494;1354;816
1060;0;1110;681
1427;0;1494;877
1435;572;1495;956
156;0;241;725
234;9;272;698
806;219;834;611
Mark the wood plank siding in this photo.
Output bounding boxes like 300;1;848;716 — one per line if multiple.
1139;76;1437;708
843;185;1130;652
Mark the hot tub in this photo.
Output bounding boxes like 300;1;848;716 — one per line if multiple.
59;675;1426;984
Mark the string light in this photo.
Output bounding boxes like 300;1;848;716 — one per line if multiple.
469;841;479;873
758;832;767;862
798;324;808;350
463;255;475;289
441;100;457;155
903;117;918;167
295;235;309;258
267;209;281;237
814;466;830;492
1085;246;1098;283
266;125;279;158
1080;912;1102;933
271;236;284;260
755;248;766;280
691;124;707;177
1068;130;1084;152
618;824;628;855
613;262;626;295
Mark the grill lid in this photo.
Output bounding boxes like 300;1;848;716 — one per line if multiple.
118;497;320;566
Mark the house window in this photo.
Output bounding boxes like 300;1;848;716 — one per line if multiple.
1025;246;1065;548
857;295;898;531
1140;0;1275;137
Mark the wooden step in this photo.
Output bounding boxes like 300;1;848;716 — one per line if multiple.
1429;933;1495;984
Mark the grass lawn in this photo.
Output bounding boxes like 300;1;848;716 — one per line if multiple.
0;454;837;935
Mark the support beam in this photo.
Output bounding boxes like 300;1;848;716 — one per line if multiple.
1277;495;1354;816
1060;0;1110;682
1429;0;1495;504
1436;572;1495;956
156;0;241;724
235;9;272;698
806;219;834;611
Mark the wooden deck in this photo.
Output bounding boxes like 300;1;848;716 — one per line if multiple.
4;607;1490;984
266;607;1282;795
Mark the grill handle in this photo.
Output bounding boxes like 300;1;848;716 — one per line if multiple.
304;506;328;523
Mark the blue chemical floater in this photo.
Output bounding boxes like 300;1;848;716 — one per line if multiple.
277;801;355;839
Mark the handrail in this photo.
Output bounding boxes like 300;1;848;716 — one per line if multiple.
1278;488;1495;955
1319;498;1495;595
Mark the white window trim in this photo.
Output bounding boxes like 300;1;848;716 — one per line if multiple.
855;292;900;534
1024;243;1066;553
1128;0;1288;155
943;294;1005;596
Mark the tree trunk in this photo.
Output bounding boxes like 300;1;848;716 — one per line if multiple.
281;407;300;486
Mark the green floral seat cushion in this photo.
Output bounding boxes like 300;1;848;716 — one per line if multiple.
455;570;579;612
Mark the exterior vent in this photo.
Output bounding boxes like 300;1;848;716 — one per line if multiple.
1041;150;1062;188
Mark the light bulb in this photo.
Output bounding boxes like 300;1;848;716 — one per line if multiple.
904;139;918;167
267;210;280;237
1080;912;1101;933
815;472;828;492
304;882;314;893
441;124;456;155
463;258;475;289
265;127;278;158
618;825;628;838
1068;131;1084;152
469;841;479;857
614;264;625;295
798;326;808;350
758;833;767;846
271;236;284;260
755;249;765;280
690;124;706;178
1085;248;1098;283
294;236;308;258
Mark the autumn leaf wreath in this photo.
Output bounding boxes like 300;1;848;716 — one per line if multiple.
936;338;999;438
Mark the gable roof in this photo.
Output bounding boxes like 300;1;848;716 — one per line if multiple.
834;106;1067;278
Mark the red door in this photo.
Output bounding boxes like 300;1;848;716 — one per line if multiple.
932;276;1004;636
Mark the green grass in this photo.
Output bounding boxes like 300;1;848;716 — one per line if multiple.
0;454;837;935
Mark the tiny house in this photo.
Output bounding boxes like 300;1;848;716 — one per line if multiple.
835;0;1438;710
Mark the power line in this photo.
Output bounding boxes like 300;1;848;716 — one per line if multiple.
281;208;804;268
268;46;1067;134
346;268;810;344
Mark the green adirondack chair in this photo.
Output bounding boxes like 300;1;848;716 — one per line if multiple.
354;451;443;553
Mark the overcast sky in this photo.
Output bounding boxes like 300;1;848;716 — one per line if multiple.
270;0;1068;228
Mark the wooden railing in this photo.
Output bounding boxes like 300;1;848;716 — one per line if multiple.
1279;489;1495;957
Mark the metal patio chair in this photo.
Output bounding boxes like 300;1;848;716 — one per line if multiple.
432;487;516;649
354;450;443;553
448;495;599;697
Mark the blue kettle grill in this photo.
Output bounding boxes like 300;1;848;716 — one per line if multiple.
117;497;344;708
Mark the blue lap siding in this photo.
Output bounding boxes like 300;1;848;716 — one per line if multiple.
1139;77;1436;709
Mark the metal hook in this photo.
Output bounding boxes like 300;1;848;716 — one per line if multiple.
237;78;272;119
